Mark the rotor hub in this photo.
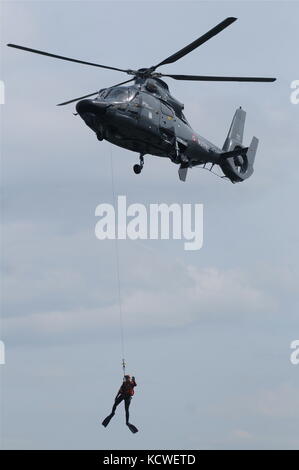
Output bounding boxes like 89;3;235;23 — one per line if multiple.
134;67;155;78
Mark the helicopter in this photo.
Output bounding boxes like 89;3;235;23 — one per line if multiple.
7;17;276;182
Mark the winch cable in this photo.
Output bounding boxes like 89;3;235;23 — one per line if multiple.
109;148;126;377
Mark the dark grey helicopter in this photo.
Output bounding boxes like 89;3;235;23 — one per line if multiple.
7;17;276;182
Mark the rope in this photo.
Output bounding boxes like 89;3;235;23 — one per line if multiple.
108;154;225;377
109;148;126;376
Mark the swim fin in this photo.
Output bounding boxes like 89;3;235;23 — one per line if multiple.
102;413;114;428
127;422;138;434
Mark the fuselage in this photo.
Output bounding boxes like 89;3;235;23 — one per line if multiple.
76;78;222;166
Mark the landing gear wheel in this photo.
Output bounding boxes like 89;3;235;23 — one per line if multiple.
133;154;145;175
133;164;142;174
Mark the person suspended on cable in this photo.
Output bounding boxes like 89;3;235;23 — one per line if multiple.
116;374;137;401
102;375;138;433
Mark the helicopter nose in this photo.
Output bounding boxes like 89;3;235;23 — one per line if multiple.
76;99;106;115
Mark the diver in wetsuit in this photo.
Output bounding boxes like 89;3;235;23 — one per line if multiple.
102;375;138;433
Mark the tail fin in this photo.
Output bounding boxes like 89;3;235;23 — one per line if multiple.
220;107;258;183
222;106;246;151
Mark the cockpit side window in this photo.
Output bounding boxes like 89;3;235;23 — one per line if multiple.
96;89;107;101
127;87;136;101
107;87;128;101
96;86;136;103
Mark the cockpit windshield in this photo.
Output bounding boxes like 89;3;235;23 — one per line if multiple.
96;86;136;103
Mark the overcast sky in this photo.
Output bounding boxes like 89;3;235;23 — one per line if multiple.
0;0;298;450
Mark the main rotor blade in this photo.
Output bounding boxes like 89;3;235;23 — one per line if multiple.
7;43;128;73
153;17;237;69
57;92;99;107
161;74;276;82
56;78;135;106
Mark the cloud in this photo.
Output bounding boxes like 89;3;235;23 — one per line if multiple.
203;382;299;421
1;0;299;451
3;221;278;344
256;383;299;418
231;429;253;440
